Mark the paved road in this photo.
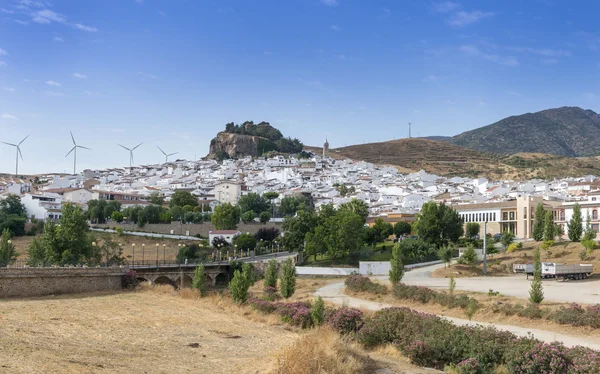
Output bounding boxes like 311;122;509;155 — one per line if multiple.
393;263;600;305
315;280;600;350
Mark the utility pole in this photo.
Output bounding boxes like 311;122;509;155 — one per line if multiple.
408;122;412;138
483;221;487;275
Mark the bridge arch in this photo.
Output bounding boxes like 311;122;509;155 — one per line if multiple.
154;276;176;287
174;275;193;288
214;273;228;286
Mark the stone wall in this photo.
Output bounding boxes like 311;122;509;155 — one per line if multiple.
92;222;283;237
0;268;125;298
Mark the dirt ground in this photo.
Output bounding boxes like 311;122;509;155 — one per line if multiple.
433;240;598;279
0;279;438;374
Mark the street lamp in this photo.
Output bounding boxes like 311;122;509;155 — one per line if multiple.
163;244;166;265
92;242;97;265
142;243;145;265
132;243;136;267
156;243;159;266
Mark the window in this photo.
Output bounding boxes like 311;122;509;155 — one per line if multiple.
593;197;597;201
509;212;515;220
493;212;496;221
594;210;598;220
524;207;527;219
503;212;508;221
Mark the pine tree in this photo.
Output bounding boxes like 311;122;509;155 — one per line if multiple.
532;203;545;241
280;258;296;299
389;242;404;284
529;247;544;304
568;203;583;242
584;212;596;241
229;269;250;304
192;264;206;296
543;210;555;241
0;228;18;267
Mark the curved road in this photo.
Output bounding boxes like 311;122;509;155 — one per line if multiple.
315;263;600;350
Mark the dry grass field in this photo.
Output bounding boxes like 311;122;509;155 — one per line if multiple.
0;280;438;374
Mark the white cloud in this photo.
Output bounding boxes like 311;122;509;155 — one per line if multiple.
73;23;98;32
135;0;144;3
3;87;16;92
459;45;518;66
72;72;87;79
53;36;64;42
15;20;29;25
0;48;7;56
137;71;156;79
321;0;338;6
263;50;273;55
541;58;558;65
0;61;6;67
508;47;571;57
18;0;49;8
32;9;66;24
432;1;461;13
43;90;63;97
1;114;19;120
330;24;340;31
422;74;439;83
448;10;494;27
1;8;15;14
46;80;61;86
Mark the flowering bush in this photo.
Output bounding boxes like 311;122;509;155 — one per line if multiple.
455;358;482;374
122;270;139;289
263;286;281;301
567;346;600;373
344;275;387;294
505;342;570;374
327;307;363;334
275;301;313;328
248;298;277;314
401;341;433;367
392;283;437;303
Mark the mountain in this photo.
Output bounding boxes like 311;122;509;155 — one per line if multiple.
207;121;303;160
305;138;600;180
448;106;600;157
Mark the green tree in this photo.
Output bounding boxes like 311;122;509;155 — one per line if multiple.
111;211;124;223
389;242;404;284
148;191;165;205
0;228;18;267
238;193;269;215
366;218;393;247
104;201;122;220
337;185;348;197
279;196;308;216
500;231;515;250
568;203;583;242
169;191;198;208
311;296;325;326
0;194;27;236
170;205;185;221
211;203;241;230
584;212;596;241
259;211;271;224
338;199;369;223
263;259;278;289
465;222;480;239
99;238;124;265
529;247;544;304
192;264;206;296
57;204;94;264
234;233;256;252
282;209;318;250
280;257;296;298
396;238;438;264
460;244;477;265
393;221;411;238
241;210;256;224
543;210;554;241
532;203;545;241
437;245;454;268
229;269;250;304
414;202;464;247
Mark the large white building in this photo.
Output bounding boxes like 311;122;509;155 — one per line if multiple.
22;193;63;220
214;181;245;205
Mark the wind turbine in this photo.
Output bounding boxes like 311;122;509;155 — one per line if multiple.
117;142;143;170
157;146;178;163
2;135;29;176
65;131;91;175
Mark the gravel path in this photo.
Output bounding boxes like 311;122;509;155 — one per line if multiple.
315;266;600;350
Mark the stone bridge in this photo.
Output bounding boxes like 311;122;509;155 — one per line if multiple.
133;263;231;288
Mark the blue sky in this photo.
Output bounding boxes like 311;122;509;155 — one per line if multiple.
1;0;600;174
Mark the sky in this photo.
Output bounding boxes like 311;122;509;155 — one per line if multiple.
1;0;600;174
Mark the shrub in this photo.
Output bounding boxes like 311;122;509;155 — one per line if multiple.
505;342;571;374
122;269;139;289
275;301;312;328
507;243;519;253
229;269;250;304
455;358;482;374
280;258;296;299
393;283;437;304
311;296;325;326
568;346;600;373
541;240;555;250
516;242;523;249
115;226;124;235
192;264;206;296
248;298;277;314
464;298;478;321
449;276;456;295
389;242;404;284
345;275;388;294
460;245;478;265
518;304;543;319
263;286;280;301
327;307;364;334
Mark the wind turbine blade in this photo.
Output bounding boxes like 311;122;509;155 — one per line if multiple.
132;142;143;151
168;152;179;157
19;135;29;146
18;147;23;160
2;142;17;147
117;144;131;151
65;146;76;157
70;131;76;145
77;146;91;150
157;146;166;156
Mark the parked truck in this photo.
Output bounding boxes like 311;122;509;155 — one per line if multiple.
513;262;593;280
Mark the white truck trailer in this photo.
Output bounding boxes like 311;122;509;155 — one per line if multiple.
513;262;593;280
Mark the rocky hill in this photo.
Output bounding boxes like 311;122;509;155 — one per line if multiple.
207;121;303;160
447;106;600;157
306;138;600;180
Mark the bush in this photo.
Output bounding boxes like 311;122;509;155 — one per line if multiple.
541;240;555;250
392;283;437;304
582;239;596;251
455;358;482;374
263;286;280;301
122;269;139;289
327;307;363;334
460;245;478;265
192;264;206;296
507;243;519;253
263;259;278;290
229;269;250;304
517;242;523;249
248;298;277;314
115;226;124;236
275;301;312;328
280;258;296;299
550;303;600;329
505;342;570;374
568;346;600;373
344;275;387;295
518;304;543;319
311;296;325;326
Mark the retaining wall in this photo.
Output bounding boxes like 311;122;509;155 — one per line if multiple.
92;222;283;237
0;268;126;298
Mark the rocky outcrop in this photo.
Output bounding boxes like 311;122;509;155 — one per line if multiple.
208;132;264;159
